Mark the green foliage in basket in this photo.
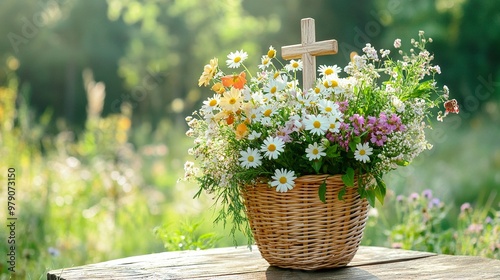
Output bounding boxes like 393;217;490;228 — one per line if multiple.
183;32;459;243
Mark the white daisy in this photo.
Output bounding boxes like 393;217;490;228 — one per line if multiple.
239;148;262;168
263;79;285;96
285;59;303;72
246;107;263;123
354;142;373;163
270;168;296;193
259;55;273;70
260;105;276;126
260;136;285;159
304;114;329;136
201;94;220;113
320;77;338;94
248;131;262;140
318;99;339;115
226;50;248;68
305;142;326;161
267;46;277;59
318;65;341;78
327;115;341;133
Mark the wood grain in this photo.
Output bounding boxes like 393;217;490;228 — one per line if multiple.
280;18;338;92
47;245;500;279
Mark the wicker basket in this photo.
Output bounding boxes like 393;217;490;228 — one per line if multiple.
242;174;369;270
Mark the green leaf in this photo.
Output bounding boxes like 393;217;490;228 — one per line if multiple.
341;167;354;187
365;189;376;207
338;187;346;201
348;141;357;153
326;145;338;157
312;160;322;174
396;160;409;166
348;136;361;152
374;176;387;205
318;181;327;203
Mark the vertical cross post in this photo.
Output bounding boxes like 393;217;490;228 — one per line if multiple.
281;18;338;92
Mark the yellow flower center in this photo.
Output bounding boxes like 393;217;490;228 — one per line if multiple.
312;149;319;155
325;68;334;75
313;120;321;128
325;107;332;112
330;123;336;129
248;156;254;162
359;149;366;156
234;57;241;63
270;86;277;94
273;72;280;79
229;98;236;105
251;113;256;119
268;144;276;152
262;58;270;65
209;99;217;106
292;62;299;68
279;177;287;184
263;109;272;117
314;87;321;94
268;49;276;58
331;80;338;87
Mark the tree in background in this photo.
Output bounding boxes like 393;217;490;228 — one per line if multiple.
0;0;498;129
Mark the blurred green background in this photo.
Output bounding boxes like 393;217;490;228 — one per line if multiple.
0;0;499;278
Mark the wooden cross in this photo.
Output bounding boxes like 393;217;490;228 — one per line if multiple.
281;18;338;92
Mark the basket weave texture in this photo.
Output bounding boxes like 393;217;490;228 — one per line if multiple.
242;174;369;270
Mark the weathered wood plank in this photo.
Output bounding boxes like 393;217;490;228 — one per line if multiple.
47;246;500;280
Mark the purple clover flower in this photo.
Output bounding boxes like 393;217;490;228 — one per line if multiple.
429;198;441;209
337;101;349;113
460;202;472;213
485;216;493;224
422;189;433;199
349;114;366;136
409;192;419;201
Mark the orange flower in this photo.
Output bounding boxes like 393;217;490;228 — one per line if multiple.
221;72;247;89
226;113;235;125
235;122;248;139
198;58;218;87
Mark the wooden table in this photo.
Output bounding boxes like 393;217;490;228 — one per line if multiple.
47;246;500;279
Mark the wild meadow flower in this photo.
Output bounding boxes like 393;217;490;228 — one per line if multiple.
354;142;373;163
271;168;297;193
226;50;248;68
304;114;329;136
267;46;277;59
198;58;218;86
285;59;303;72
305;142;326;161
261;136;285;160
259;55;273;70
219;88;242;113
394;39;402;49
318;64;341;78
239;148;262;169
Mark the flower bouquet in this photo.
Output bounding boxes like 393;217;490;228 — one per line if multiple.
184;31;458;268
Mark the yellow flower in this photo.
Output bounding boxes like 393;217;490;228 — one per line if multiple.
211;82;226;94
219;87;242;113
235;122;248;140
267;46;276;59
198;58;218;87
